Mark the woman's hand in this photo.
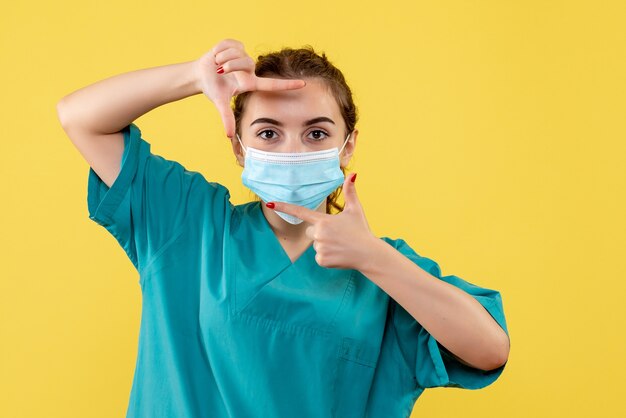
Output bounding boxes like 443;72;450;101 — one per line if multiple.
192;39;306;138
267;173;379;271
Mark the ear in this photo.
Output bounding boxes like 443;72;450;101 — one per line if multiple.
230;135;245;167
340;128;358;169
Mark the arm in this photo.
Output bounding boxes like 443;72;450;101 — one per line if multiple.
56;60;200;188
56;39;306;188
56;60;199;136
359;238;510;372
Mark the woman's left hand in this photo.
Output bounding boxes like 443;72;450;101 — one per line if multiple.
267;173;378;271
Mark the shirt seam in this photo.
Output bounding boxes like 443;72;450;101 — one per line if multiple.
137;221;188;285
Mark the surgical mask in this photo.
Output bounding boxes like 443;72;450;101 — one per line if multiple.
237;132;351;225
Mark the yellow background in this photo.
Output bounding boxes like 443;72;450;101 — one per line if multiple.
1;0;625;417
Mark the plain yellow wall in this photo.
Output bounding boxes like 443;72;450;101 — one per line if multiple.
1;1;625;417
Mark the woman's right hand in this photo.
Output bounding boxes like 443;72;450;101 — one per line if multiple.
192;39;306;139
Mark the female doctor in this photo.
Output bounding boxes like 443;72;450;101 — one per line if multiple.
57;38;510;418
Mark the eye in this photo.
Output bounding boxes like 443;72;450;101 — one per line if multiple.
257;129;278;141
308;129;329;141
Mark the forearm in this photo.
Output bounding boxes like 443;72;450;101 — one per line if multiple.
57;60;200;134
358;238;510;371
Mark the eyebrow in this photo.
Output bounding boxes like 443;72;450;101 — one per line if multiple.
250;117;336;127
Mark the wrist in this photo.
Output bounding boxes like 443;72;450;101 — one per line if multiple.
186;59;203;96
354;234;386;274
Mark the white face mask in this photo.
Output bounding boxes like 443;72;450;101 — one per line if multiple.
237;133;351;224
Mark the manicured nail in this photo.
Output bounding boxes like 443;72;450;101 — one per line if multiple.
266;202;275;208
351;173;357;183
216;66;224;74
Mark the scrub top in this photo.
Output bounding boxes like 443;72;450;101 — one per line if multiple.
86;123;509;418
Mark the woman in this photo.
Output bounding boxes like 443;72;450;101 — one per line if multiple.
57;38;510;418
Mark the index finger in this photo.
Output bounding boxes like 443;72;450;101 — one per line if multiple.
267;201;324;224
255;77;307;92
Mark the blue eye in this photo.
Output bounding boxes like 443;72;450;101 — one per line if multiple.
308;130;329;141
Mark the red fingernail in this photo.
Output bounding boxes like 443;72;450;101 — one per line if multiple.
266;202;275;208
351;173;357;183
216;66;224;74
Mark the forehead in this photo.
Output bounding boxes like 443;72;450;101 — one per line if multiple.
242;79;343;125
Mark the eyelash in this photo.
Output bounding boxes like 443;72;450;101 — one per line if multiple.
257;129;329;141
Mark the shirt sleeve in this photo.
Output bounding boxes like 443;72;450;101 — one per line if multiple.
382;237;509;390
86;122;231;274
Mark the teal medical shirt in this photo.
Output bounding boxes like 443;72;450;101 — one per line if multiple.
87;123;509;418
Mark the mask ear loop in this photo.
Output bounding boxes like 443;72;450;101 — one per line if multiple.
236;133;247;156
338;131;352;156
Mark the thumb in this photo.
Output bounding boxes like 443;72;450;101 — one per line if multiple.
215;98;236;138
342;172;362;211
